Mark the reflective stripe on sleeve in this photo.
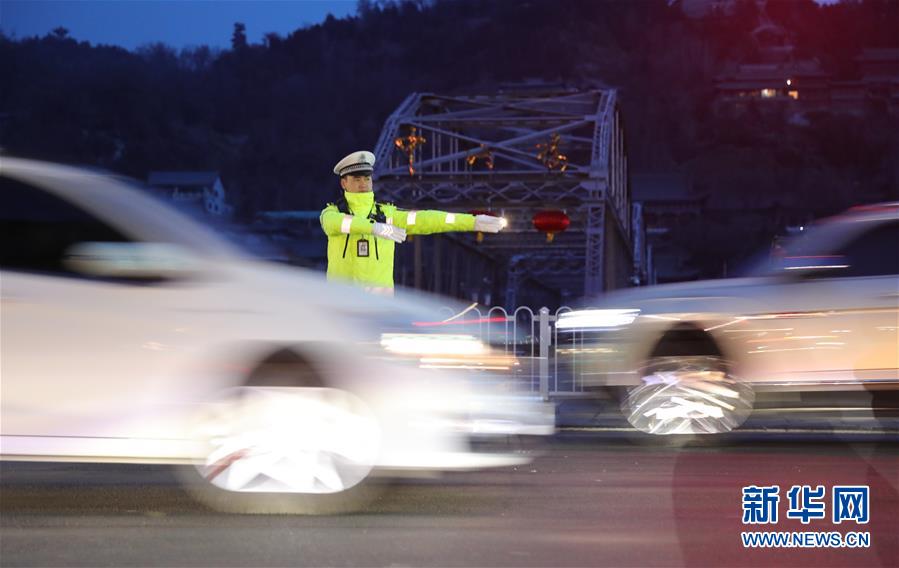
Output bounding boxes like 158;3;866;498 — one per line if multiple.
386;217;393;225
340;215;353;234
407;211;417;225
445;213;456;224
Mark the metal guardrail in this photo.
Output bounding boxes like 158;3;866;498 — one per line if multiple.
438;305;591;400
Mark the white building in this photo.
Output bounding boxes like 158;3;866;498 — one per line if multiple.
147;171;233;217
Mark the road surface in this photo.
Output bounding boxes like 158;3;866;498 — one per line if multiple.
1;434;896;567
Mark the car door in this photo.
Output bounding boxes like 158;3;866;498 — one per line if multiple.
730;220;898;388
0;174;206;449
746;222;899;388
831;220;899;383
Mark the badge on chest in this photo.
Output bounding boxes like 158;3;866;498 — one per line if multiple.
357;238;370;257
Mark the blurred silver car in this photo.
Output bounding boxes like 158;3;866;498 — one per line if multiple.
0;157;553;513
557;203;898;436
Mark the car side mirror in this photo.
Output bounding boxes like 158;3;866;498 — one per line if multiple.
64;242;201;280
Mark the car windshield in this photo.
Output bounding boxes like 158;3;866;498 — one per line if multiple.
141;187;293;261
10;164;250;261
97;177;254;260
744;220;853;277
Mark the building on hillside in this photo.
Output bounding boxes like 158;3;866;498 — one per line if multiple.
145;173;329;268
147;171;233;217
715;60;830;114
704;0;899;118
713;13;899;118
715;56;899;118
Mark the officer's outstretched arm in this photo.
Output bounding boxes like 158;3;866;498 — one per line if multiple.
320;206;375;237
393;209;478;235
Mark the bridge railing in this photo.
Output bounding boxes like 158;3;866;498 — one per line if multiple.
436;305;593;400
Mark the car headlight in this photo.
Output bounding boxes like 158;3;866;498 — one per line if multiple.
556;308;640;330
380;333;517;371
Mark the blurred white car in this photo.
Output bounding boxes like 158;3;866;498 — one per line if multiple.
557;203;899;436
0;157;553;513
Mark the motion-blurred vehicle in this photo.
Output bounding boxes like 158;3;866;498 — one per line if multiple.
557;203;899;436
0;157;553;513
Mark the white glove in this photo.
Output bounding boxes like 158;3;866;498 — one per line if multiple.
474;215;506;233
372;222;407;243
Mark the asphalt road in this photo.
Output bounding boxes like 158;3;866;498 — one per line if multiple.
1;434;897;567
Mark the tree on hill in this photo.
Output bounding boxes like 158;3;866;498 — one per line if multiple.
0;0;895;272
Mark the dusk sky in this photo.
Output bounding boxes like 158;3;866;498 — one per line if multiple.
0;0;358;51
1;0;846;51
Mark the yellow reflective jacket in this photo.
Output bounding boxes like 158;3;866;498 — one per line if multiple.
320;191;476;288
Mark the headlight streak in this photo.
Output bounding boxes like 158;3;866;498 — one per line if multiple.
380;333;517;370
411;316;507;328
381;333;488;356
722;328;794;333
746;335;838;343
419;356;518;371
556;309;641;329
641;314;682;322
747;346;836;354
704;318;747;332
783;264;849;270
435;302;479;324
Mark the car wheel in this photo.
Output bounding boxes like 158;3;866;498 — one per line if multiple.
184;385;382;514
621;356;754;436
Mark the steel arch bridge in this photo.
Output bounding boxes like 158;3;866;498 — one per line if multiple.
373;89;632;306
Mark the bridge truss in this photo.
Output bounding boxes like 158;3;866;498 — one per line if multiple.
373;89;631;305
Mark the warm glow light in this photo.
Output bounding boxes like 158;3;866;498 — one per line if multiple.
535;133;568;171
394;127;427;176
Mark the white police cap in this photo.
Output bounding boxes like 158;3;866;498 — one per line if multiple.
333;150;376;177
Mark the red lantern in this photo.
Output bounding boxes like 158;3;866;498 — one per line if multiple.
532;210;569;243
469;209;497;243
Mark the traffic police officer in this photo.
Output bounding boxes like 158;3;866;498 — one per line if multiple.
320;150;505;294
